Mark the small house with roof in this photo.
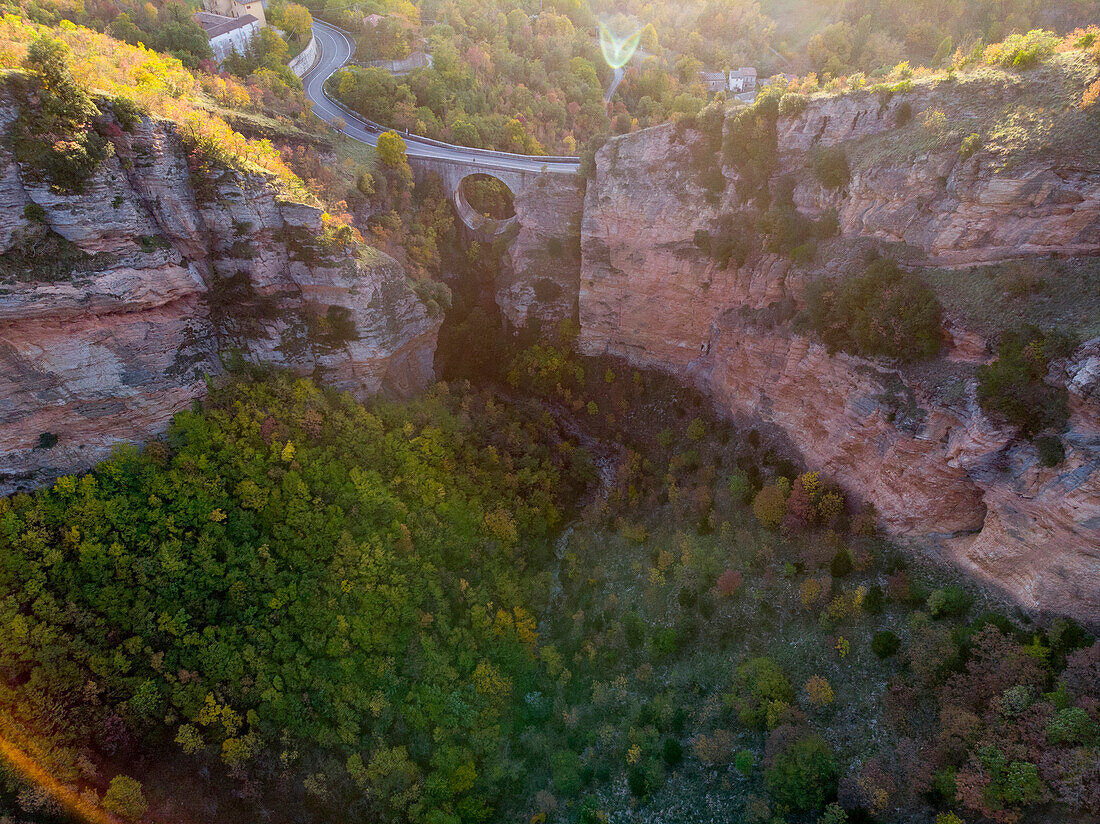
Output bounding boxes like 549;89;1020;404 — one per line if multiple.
201;0;265;26
698;70;727;93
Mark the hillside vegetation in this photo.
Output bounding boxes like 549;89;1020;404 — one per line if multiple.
0;347;1098;824
0;14;310;197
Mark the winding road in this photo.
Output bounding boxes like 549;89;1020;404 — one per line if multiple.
303;20;581;176
604;66;624;104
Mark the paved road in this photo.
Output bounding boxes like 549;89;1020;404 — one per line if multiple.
303;20;581;176
604;66;623;104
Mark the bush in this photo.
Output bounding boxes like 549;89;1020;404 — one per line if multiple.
1035;435;1065;467
1046;706;1097;745
650;627;679;658
927;586;973;619
872;630;900;658
959;132;981;159
753;485;787;529
779;93;807;117
730;657;793;728
735;749;755;776
678;586;697;609
717;569;744;597
662;737;683;766
984;30;1059;70
112;96;145;131
708;217;755;268
829;549;852;578
758;193;814;255
864;584;885;615
764;734;838;812
977;326;1073;437
13;36;108;193
578;797;606;824
624;611;645;649
102;775;147;823
724;94;779;201
804;675;835;707
810;146;850;189
728;470;754;505
801;259;943;361
551;750;583;795
790;241;817;265
23;201;46;223
35;432;58;450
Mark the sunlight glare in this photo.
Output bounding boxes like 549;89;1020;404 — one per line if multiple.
598;20;642;69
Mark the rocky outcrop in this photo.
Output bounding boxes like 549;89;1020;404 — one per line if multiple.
577;83;1100;624
579;124;780;368
781;84;1100;265
701;319;1100;621
0;105;439;494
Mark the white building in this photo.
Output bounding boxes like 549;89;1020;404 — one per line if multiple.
194;11;261;63
728;67;758;93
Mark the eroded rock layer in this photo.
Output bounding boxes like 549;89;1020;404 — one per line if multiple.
0;106;439;493
578;84;1100;623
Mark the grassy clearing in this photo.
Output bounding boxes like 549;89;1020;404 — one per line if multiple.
846;53;1100;172
921;256;1100;341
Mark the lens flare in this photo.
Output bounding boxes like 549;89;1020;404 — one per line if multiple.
598;21;642;69
0;727;118;824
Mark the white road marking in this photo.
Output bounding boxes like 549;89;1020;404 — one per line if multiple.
304;21;582;175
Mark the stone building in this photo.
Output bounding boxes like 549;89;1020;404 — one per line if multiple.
698;70;727;93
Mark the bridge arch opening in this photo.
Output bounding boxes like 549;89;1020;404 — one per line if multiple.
453;173;517;237
460;174;516;219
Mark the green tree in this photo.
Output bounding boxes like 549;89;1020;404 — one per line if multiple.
278;2;313;43
450;119;480;147
802;259;943;361
977;326;1072;437
102;776;147;823
377;130;409;169
25;35;97;122
752;485;787;530
764;734;838;812
730;657;793;728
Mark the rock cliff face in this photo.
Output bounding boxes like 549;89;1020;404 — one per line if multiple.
0;103;439;494
498;172;585;332
578;84;1100;623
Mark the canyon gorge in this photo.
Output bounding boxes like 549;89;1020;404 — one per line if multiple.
2;73;1098;624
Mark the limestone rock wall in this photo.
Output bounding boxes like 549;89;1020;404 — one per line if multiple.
498;172;585;332
577;87;1100;623
0;102;439;494
701;319;1100;621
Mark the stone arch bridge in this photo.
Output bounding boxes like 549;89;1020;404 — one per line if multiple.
304;20;581;235
303;19;586;326
411;159;570;239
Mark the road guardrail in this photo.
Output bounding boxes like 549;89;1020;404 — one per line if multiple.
312;21;581;170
